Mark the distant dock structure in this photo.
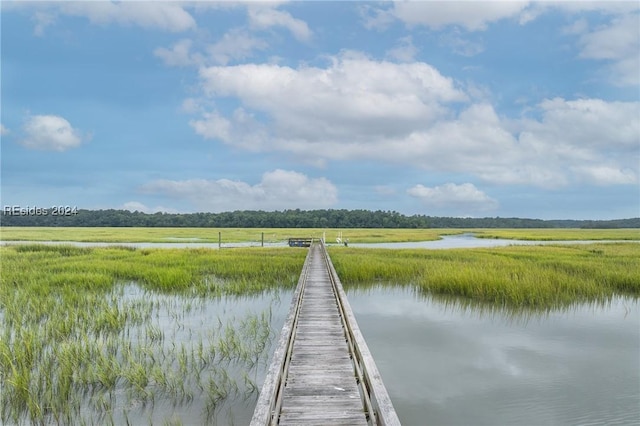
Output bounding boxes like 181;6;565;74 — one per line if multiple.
287;237;313;248
252;241;400;425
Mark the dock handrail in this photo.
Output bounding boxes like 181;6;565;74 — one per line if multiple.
320;240;401;426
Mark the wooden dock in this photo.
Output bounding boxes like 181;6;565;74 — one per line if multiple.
288;237;313;247
252;241;400;425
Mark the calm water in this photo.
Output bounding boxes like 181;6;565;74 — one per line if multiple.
95;286;295;425
342;233;636;249
346;287;640;426
130;287;293;425
122;286;639;425
4;233;634;250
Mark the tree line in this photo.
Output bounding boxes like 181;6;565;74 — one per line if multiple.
1;208;638;228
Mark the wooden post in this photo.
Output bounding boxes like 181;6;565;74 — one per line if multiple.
218;231;221;249
261;232;264;247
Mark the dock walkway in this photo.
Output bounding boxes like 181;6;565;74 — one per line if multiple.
252;241;399;425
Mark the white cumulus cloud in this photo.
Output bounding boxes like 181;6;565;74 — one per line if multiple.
366;1;638;33
60;2;195;32
196;53;466;147
155;30;269;68
380;1;530;31
513;97;639;186
20;115;86;151
207;28;269;65
189;110;233;143
154;39;203;67
248;5;312;41
140;170;338;212
570;165;637;186
365;1;638;87
13;1;197;33
576;12;640;87
529;97;639;151
190;51;638;189
408;183;498;211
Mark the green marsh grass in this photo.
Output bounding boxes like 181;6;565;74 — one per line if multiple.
2;239;638;422
472;228;639;241
0;245;304;424
329;243;640;309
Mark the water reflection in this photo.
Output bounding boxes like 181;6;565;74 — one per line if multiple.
347;286;640;425
4;233;635;250
348;283;625;326
339;233;636;249
100;284;293;425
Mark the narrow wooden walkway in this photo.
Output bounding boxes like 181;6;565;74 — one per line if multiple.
279;243;367;425
252;242;400;425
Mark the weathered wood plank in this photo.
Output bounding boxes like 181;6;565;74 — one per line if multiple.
275;243;367;424
279;412;368;425
251;242;399;426
282;387;361;398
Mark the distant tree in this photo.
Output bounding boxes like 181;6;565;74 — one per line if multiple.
1;208;637;229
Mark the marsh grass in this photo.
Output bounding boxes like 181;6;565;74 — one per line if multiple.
0;245;303;424
330;243;640;309
472;228;639;241
3;245;303;296
3;239;638;423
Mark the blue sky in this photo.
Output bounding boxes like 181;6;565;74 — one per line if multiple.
1;1;639;220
